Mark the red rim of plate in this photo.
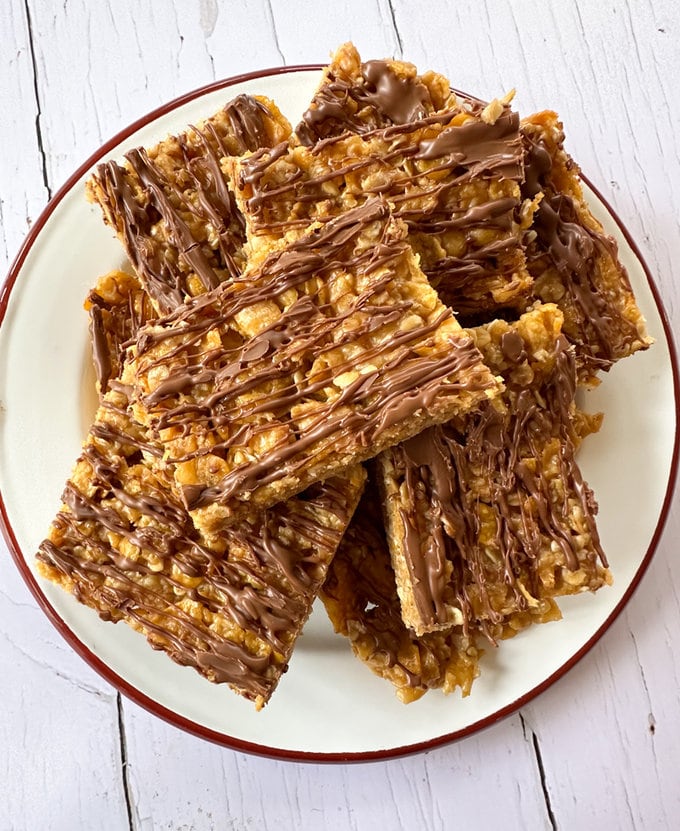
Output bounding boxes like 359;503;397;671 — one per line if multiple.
1;65;678;764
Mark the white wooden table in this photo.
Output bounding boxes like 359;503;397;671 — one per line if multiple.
2;2;679;828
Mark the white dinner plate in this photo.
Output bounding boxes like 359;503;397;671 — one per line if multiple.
1;67;677;761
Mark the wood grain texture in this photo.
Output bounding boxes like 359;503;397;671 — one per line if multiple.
1;1;679;828
0;1;49;251
121;699;551;831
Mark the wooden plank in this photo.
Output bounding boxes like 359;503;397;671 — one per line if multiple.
121;700;550;831
524;508;680;830
0;1;50;258
1;0;679;828
0;4;143;828
268;0;401;64
22;0;287;192
0;610;130;830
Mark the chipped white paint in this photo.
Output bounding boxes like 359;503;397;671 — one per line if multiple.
1;1;679;828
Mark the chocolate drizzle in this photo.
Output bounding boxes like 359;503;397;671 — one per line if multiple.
296;58;433;145
128;201;497;520
224;94;273;152
415;110;523;180
91;94;285;314
388;322;607;637
88;304;113;392
522;126;646;374
86;277;156;394
36;390;364;702
360;60;430;124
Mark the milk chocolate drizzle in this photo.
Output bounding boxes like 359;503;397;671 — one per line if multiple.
296;59;433;145
522;131;642;372
324;477;472;693
415;110;522;180
93;94;280;314
249;99;525;312
87;281;155;393
392;330;606;636
88;305;113;392
131;200;496;513
36;394;360;701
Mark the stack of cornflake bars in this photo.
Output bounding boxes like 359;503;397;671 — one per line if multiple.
37;44;651;709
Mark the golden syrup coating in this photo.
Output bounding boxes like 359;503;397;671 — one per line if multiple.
87;95;292;314
521;110;651;382
378;304;610;637
227;83;535;318
124;202;501;534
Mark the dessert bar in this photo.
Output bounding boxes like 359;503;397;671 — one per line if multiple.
227;58;535;317
521;110;651;380
322;463;565;702
87;94;291;314
37;269;366;708
321;476;480;703
37;387;365;708
124;200;501;534
378;303;609;637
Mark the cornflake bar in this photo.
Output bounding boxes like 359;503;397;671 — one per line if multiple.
36;389;365;709
227;69;535;317
521;111;651;381
87;94;291;315
378;303;610;638
86;269;155;395
321;475;480;703
124;200;501;534
294;41;463;144
38;271;367;707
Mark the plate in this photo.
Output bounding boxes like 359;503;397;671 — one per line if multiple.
1;67;678;762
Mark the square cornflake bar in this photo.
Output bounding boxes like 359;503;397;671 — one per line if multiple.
377;303;610;638
294;42;462;144
124;200;501;534
38;269;366;708
322;463;565;703
521;110;651;381
36;390;365;709
87;94;291;314
226;76;534;318
321;476;481;704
